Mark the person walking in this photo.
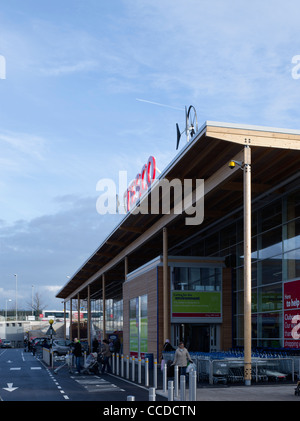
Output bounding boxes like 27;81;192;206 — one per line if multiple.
92;337;99;353
173;341;193;376
101;339;112;374
73;338;82;374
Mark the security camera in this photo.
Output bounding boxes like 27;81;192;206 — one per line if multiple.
229;161;236;169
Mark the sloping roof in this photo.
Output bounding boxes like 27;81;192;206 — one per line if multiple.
56;121;300;301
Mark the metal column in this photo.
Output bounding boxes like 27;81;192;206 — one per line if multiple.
102;274;106;340
243;144;252;386
163;227;169;343
69;299;73;341
87;285;91;352
77;293;80;339
63;301;66;340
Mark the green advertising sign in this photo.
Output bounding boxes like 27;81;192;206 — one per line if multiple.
172;291;221;318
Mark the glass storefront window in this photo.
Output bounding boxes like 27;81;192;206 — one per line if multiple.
283;250;300;280
172;266;221;291
258;284;282;312
129;295;148;353
283;218;300;252
259;255;282;286
258;312;281;342
259;227;282;260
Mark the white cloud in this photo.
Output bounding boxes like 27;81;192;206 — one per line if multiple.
0;131;46;160
40;60;99;77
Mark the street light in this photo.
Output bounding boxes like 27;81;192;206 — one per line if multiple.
5;299;12;320
31;285;34;316
14;274;18;321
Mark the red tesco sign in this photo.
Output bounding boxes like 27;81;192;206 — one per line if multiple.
125;156;156;212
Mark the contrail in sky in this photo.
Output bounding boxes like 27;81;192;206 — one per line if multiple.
136;98;184;111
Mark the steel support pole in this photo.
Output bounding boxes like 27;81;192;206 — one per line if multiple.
69;299;73;341
63;301;66;340
244;144;252;386
87;285;91;352
102;274;106;340
77;293;80;339
163;227;169;344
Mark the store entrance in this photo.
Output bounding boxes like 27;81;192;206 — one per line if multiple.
173;324;218;352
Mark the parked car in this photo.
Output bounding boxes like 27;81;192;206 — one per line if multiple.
1;340;12;348
51;339;72;356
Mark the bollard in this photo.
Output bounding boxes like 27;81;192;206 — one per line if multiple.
138;357;142;383
163;363;167;393
189;370;197;401
180;375;186;401
126;355;130;379
84;350;87;366
127;396;135;401
149;387;156;401
116;353;119;376
188;367;193;400
168;380;174;401
174;365;179;397
121;354;124;377
132;356;135;382
153;359;157;389
145;358;149;387
112;353;115;374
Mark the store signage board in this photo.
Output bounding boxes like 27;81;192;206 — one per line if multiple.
284;279;300;348
171;291;222;321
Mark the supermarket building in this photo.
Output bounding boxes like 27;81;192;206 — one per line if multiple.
56;120;300;362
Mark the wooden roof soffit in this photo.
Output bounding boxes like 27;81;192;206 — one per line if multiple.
206;125;300;150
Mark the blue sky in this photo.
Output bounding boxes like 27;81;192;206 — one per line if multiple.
0;0;300;311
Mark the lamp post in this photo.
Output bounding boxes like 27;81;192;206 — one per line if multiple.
31;285;34;316
14;274;18;321
5;299;12;320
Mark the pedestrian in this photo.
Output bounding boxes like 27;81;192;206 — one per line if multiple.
162;339;175;353
108;338;115;353
114;337;121;354
92;337;99;353
73;338;82;374
172;341;193;376
101;339;112;374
